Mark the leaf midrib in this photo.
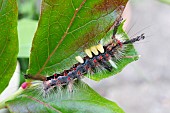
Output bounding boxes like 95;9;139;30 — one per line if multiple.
26;96;62;113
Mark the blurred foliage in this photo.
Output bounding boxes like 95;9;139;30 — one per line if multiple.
18;0;40;20
160;0;170;4
18;19;38;58
17;0;39;85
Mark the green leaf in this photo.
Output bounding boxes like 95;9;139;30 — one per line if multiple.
18;19;38;58
0;0;18;93
6;82;124;113
28;0;128;75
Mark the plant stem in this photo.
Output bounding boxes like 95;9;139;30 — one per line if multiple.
0;87;24;109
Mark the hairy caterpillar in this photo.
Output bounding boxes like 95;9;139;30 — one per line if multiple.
24;17;145;95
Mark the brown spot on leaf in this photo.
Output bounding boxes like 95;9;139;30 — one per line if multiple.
93;0;127;13
82;27;99;49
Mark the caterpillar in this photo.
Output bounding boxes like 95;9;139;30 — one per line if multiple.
25;17;145;94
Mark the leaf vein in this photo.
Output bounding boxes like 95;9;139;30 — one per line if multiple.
0;36;8;57
26;96;62;113
68;9;115;34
